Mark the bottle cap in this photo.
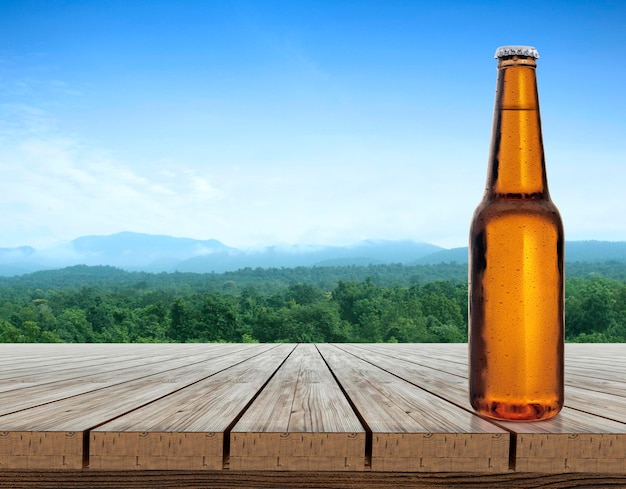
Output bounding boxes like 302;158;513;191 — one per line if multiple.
494;46;539;59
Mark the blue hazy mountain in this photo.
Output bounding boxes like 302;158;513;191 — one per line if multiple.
415;240;626;265
0;233;442;275
176;239;443;273
0;233;625;276
71;232;233;268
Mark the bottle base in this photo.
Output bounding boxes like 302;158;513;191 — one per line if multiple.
471;398;562;422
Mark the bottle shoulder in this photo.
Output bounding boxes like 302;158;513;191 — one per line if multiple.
471;196;563;226
473;193;560;210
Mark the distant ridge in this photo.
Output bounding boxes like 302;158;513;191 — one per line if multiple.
169;239;443;273
0;233;625;276
71;232;233;268
0;233;442;276
415;240;626;265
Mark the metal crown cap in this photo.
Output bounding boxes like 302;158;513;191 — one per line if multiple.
495;45;539;59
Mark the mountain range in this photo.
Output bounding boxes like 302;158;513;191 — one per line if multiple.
1;231;625;276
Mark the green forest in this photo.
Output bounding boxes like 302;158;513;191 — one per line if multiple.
1;262;626;343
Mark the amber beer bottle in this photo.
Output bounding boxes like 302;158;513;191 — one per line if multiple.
468;46;564;421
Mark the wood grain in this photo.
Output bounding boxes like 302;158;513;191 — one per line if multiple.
90;344;294;470
343;343;626;473
0;344;274;469
229;344;365;471
1;470;626;488
316;344;509;472
0;343;624;479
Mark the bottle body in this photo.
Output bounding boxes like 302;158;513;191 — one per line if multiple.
469;198;564;421
468;47;564;422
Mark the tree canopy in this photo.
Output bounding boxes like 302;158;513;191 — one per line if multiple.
0;262;624;343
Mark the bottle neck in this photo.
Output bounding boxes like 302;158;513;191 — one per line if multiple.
486;56;549;198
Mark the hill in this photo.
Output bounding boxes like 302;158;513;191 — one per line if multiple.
0;233;443;276
1;232;626;277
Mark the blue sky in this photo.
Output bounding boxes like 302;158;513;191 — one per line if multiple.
1;0;625;250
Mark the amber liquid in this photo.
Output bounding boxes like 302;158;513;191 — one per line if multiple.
469;58;564;422
469;199;564;421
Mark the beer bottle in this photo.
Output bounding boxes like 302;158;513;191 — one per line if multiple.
468;46;564;421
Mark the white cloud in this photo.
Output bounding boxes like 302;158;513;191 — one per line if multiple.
0;133;229;248
1;100;625;251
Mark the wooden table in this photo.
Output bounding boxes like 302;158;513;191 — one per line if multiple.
0;343;624;488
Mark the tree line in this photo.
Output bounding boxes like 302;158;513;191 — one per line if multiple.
0;264;625;343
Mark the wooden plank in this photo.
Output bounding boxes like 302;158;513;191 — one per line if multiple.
565;344;626;369
341;344;470;408
498;418;626;473
0;344;189;379
0;344;274;469
345;344;626;473
0;343;625;476
564;385;626;421
366;343;626;385
565;375;626;399
0;345;255;415
317;344;509;472
373;344;626;428
360;343;626;423
0;344;222;382
1;469;626;488
0;354;118;379
229;344;365;471
89;343;295;470
0;431;83;470
0;351;167;381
